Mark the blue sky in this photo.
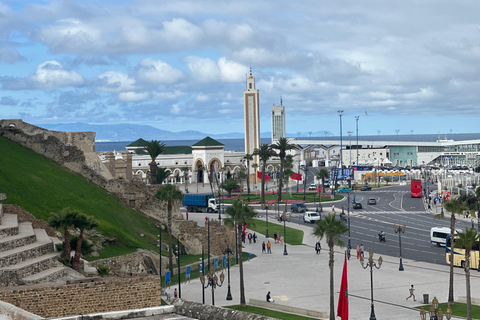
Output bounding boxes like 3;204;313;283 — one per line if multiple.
1;0;480;137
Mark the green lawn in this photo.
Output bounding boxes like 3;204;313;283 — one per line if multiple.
417;302;480;319
226;305;321;320
222;192;343;204
0;137;162;259
249;219;304;245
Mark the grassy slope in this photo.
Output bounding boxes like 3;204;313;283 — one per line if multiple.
0;137;160;258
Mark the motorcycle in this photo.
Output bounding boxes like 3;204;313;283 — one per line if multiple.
378;233;386;242
339;213;347;222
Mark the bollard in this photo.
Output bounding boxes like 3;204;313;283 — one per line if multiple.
423;294;429;304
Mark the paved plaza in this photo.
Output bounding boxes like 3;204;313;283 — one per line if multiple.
175;187;478;319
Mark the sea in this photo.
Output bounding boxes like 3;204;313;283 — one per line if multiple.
95;133;480;152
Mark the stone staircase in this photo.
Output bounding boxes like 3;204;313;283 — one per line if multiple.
0;203;71;286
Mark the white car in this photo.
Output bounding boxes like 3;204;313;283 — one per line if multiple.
303;211;321;223
308;184;317;191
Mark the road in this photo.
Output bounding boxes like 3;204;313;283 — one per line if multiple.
254;184;472;266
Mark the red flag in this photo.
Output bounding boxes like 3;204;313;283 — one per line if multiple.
291;173;302;181
256;171;271;181
337;251;348;320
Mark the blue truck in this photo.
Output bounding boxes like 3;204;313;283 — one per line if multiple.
182;194;219;213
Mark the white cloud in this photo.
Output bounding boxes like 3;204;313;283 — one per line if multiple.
170;104;181;115
195;94;209;102
30;61;83;89
185;56;247;82
135;58;183;84
96;72;136;93
118;91;149;102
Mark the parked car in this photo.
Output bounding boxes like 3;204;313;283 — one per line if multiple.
337;187;352;193
291;202;308;213
353;202;363;209
360;185;372;191
308;184;317;191
303;211;321;223
368;198;377;205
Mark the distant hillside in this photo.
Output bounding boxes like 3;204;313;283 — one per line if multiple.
37;122;333;141
0;137;160;259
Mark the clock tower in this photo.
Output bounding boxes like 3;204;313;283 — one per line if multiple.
244;68;261;180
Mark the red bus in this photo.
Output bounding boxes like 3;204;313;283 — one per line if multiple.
411;180;422;198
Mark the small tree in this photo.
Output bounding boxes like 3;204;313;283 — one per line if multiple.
156;167;171;184
144;140;165;185
221;177;241;197
48;208;78;261
383;176;392;185
253;144;276;205
155;184;184;275
72;213;99;271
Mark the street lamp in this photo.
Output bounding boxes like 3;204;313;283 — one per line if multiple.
265;203;270;238
360;249;383;320
355;116;359;169
419;296;452;320
223;243;233;301
157;224;163;294
338;110;344;181
347;192;351;252
200;265;225;305
282;211;288;255
176;239;181;298
348;131;353;168
393;223;406;271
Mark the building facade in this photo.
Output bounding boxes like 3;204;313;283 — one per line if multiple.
271;101;286;144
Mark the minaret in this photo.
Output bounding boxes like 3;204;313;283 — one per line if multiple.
244;68;261;177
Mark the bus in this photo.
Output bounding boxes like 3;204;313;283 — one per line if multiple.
410;179;422;198
446;234;480;269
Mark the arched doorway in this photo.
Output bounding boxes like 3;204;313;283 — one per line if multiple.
195;160;204;184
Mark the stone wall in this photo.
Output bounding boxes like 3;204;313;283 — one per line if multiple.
0;276;162;318
173;300;279;320
4;204;56;237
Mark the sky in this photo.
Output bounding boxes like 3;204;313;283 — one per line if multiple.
1;0;480;137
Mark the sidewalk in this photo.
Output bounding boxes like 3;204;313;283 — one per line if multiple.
177;209;475;319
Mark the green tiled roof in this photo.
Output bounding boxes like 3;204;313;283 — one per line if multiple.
192;136;224;147
163;146;192;154
134;149;148;155
127;138;149;147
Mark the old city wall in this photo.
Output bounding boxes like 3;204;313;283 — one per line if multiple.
0;276;162;318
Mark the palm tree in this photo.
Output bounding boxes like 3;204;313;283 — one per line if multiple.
48;208;78;260
271;138;298;202
144;140;165;184
436;198;468;304
156;167;171;184
282;155;294;213
316;168;330;191
253;144;276;205
155;184;184;275
243;154;253;200
224;200;257;307
72;213;99;271
313;213;349;320
221;177;241;197
455;226;479;320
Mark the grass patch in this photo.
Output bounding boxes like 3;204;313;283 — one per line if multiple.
249;219;304;245
0;137;168;259
417;302;480;319
226;305;320;320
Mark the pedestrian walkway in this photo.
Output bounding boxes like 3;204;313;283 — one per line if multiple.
176;210;474;320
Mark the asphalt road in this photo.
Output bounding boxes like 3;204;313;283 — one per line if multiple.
257;184;472;267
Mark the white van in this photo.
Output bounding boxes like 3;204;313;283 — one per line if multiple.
430;227;457;247
303;211;321;223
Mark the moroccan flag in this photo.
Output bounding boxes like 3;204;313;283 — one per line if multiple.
256;171;271;181
291;173;302;181
337;251;348;320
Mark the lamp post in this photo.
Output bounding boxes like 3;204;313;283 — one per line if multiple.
355;116;360;170
301;164;308;201
338;110;344;181
347;192;351;251
176;239;181;298
348;131;353;168
200;265;225;305
185;170;189;193
223;243;233;301
157;224;163;293
419;296;452;320
265;203;270;238
283;211;288;255
393;223;406;271
360;249;383;320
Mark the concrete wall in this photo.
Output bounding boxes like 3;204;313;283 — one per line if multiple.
0;276;162;318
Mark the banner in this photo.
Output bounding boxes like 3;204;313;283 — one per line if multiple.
337;251;348;320
256;171;271;181
291;173;302;181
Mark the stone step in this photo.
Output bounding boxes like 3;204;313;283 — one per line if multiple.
0;229;54;268
21;266;70;285
0;222;36;252
0;214;19;239
0;203;3;218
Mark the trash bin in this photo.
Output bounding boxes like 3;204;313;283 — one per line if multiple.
423;294;429;304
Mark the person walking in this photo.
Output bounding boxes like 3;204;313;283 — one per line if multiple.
332;204;335;213
406;285;416;301
262;241;266;254
360;244;364;257
248;233;252;244
267;240;272;254
356;245;361;259
253;233;257;243
174;288;178;299
315;241;321;254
